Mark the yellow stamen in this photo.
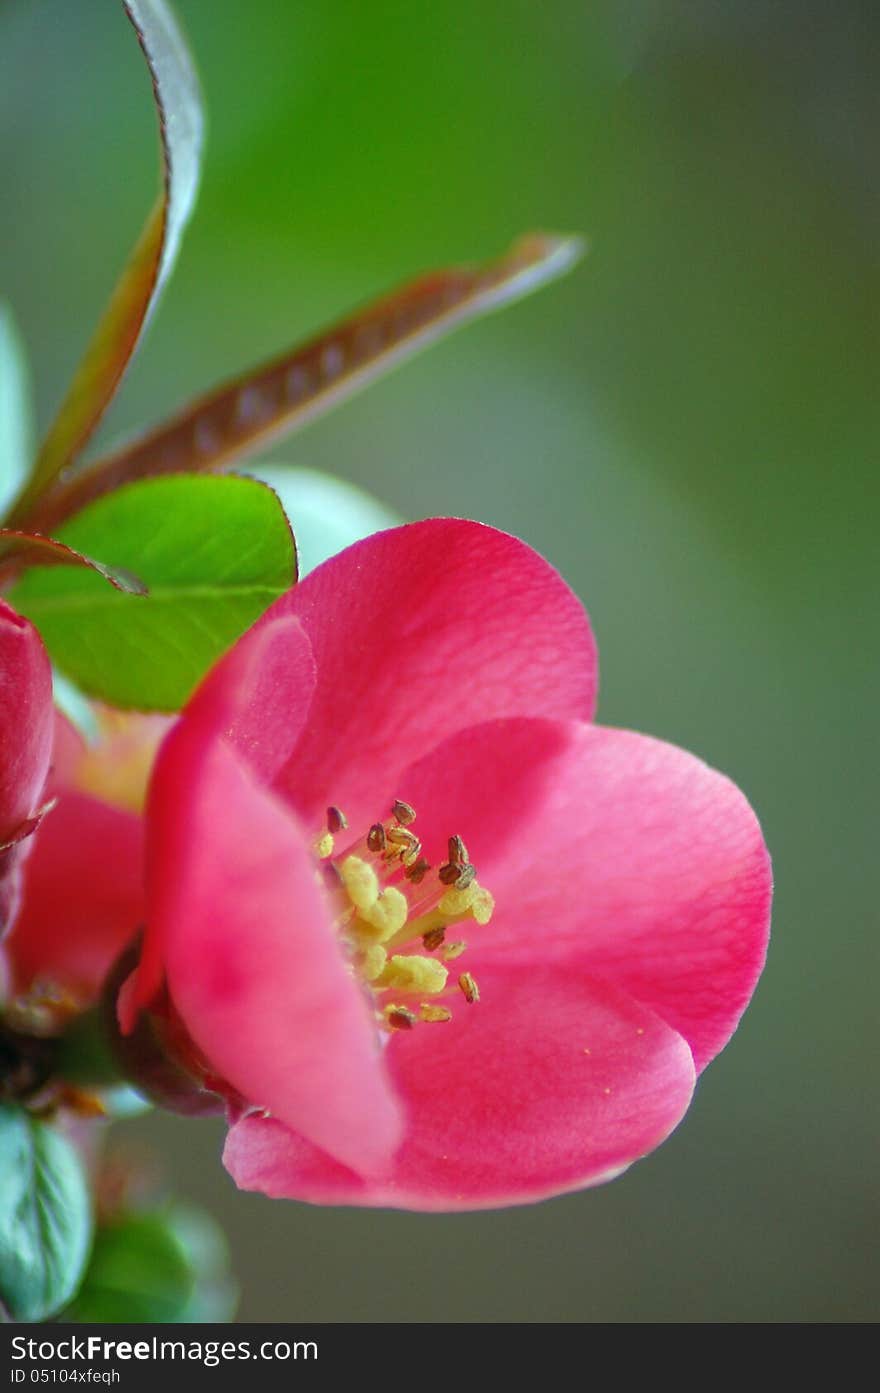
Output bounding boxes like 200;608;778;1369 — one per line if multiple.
340;855;379;911
438;882;478;916
314;831;335;860
361;886;409;940
358;944;388;982
324;800;489;1031
471;887;495;925
377;955;449;995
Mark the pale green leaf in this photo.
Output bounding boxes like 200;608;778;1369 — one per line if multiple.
0;1105;92;1322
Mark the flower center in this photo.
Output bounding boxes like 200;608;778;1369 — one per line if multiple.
314;800;493;1032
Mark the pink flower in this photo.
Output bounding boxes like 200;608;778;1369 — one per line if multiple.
0;600;54;940
115;518;771;1211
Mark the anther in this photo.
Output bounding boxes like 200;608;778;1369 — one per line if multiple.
400;838;422;868
448;834;468;866
326;805;348;834
367;823;387;853
392;800;417;826
420;1003;452;1024
459;972;480;1004
385;1005;417;1031
455;863;476;890
405;857;431;884
441;941;467;961
438;862;461;886
422;926;446;951
385;826;417;849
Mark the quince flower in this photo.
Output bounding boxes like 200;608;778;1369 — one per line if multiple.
107;518;772;1211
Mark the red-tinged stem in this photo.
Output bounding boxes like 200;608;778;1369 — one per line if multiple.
0;530;147;595
18;234;584;535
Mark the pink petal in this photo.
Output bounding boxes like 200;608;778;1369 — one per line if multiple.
129;725;402;1175
120;615;314;1017
5;791;144;1000
272;519;598;833
223;967;695;1211
0;601;53;839
398;717;772;1072
182;614;316;782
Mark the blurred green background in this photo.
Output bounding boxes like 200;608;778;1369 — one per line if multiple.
2;0;876;1322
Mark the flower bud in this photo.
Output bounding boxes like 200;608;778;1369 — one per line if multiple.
0;602;53;936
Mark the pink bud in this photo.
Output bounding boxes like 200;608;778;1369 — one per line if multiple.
0;601;53;935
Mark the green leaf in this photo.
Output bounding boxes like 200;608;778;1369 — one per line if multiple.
248;465;402;575
9;474;296;711
67;1204;237;1324
5;0;203;529
0;1104;92;1322
0;302;33;519
66;1213;192;1324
